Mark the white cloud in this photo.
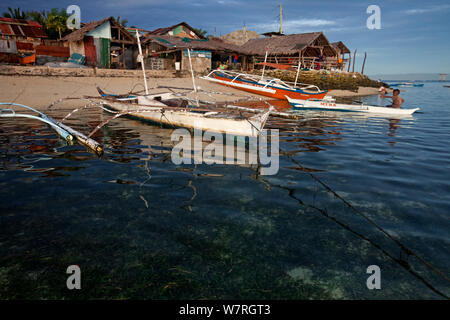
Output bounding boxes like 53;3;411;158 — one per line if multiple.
287;19;336;28
103;0;167;8
250;18;336;33
404;4;450;15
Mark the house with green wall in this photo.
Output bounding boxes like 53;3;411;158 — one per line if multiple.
62;17;136;69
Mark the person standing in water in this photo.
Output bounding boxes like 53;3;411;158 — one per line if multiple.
382;89;405;108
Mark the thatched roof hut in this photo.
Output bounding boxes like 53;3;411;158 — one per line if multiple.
331;41;350;55
220;27;261;46
241;32;336;57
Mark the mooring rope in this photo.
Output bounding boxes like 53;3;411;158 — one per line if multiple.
264;179;449;299
266;146;450;298
60;102;98;123
284;149;450;284
88;112;126;138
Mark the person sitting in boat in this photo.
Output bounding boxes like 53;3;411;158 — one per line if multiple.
383;89;404;108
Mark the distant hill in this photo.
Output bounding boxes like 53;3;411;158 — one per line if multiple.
369;73;448;81
221;27;261;46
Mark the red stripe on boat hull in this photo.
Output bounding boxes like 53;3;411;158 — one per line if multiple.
212;73;328;100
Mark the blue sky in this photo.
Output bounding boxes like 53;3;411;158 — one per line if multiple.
2;0;450;76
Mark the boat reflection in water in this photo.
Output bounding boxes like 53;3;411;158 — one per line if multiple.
0;96;415;177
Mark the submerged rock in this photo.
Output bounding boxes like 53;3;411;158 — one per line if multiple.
287;266;314;284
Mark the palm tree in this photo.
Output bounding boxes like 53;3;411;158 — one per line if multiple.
193;28;208;38
2;7;29;19
114;16;128;27
28;10;47;26
46;9;69;39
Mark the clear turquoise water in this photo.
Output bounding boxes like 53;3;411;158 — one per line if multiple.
0;83;449;299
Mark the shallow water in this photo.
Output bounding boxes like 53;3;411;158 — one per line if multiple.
0;83;449;299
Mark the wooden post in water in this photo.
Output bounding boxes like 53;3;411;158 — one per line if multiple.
352;49;357;73
347;53;351;72
361;52;367;74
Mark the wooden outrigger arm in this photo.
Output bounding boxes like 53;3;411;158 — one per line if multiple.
0;102;73;142
0;102;103;155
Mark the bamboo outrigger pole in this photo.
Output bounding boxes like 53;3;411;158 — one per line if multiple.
187;48;200;107
294;52;301;88
260;50;268;81
136;30;149;95
187;48;197;93
0;102;103;154
0;102;73;141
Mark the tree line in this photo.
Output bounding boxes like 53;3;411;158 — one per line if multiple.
2;7;129;40
3;7;211;40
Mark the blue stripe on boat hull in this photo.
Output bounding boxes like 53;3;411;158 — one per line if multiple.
290;104;365;113
214;72;328;96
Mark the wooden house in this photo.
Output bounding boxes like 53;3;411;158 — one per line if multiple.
142;34;250;73
61;17;136;68
241;32;340;70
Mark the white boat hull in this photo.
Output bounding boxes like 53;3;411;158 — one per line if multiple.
200;75;277;94
94;98;270;137
286;96;419;116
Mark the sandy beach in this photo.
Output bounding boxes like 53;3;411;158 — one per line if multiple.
0;75;382;110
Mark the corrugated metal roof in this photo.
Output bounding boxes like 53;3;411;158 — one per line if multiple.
16;41;34;51
21;25;46;38
62;17;135;43
10;25;24;37
0;18;17;23
0;24;13;35
0;17;46;38
148;22;204;39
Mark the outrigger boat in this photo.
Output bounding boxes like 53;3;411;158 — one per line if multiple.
201;69;329;101
89;31;270;137
389;82;424;87
90;95;271;137
286;96;420;116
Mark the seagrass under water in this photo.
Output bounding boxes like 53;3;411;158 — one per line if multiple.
0;83;449;299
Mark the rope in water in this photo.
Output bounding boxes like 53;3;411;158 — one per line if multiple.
264;179;448;299
271;146;449;298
